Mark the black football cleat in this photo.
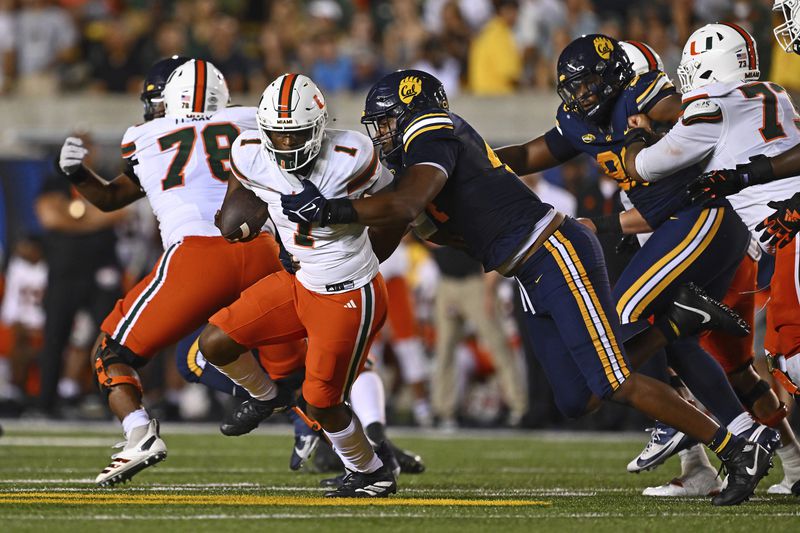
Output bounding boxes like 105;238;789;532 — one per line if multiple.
220;385;294;436
324;463;397;498
712;438;774;506
320;440;401;488
792;478;800;497
387;440;426;474
666;283;750;338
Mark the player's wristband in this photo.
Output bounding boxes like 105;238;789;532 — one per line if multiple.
737;155;775;187
591;213;622;235
55;158;91;185
322;198;358;226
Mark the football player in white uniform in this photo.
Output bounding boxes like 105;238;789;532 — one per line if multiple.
624;23;800;496
57;59;295;487
198;74;400;498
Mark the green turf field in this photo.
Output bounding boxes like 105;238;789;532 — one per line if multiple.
0;422;798;532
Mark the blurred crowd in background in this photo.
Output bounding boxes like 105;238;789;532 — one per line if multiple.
0;0;797;432
1;0;800;98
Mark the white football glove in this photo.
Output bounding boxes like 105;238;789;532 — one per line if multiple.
59;136;89;176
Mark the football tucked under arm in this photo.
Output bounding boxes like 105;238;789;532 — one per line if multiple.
215;182;270;242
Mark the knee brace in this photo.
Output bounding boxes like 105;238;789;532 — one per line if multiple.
93;336;144;397
736;377;787;428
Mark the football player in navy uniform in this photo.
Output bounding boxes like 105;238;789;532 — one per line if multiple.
279;68;772;505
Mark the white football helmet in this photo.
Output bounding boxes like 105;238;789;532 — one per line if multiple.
257;74;328;172
774;0;800;53
676;23;760;93
619;41;665;76
163;59;230;118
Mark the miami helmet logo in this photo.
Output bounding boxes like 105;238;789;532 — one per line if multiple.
594;36;613;59
399;76;422;104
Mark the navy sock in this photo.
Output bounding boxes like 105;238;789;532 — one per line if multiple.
709;427;741;460
666;338;745;427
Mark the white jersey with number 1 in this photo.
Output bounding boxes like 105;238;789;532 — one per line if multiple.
229;128;394;294
120;106;257;248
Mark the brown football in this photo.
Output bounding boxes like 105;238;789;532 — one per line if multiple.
215;185;270;242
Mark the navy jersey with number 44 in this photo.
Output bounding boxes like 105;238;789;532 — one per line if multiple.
544;70;704;228
401;110;553;272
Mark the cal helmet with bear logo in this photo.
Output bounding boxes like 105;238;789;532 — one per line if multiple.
141;55;190;121
256;74;328;172
163;59;230;118
556;34;634;123
676;23;760;93
361;69;448;165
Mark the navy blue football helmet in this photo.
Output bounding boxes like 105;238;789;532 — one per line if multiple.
361;69;448;164
141;55;190;121
556;35;633;123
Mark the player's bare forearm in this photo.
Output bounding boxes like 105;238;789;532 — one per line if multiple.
770;143;800;180
495;135;563;176
623;143;646;182
620;208;652;234
73;166;144;211
35;193;128;233
352;164;447;226
646;93;682;124
368;224;409;263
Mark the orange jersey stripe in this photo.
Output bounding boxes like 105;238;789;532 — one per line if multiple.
347;150;378;193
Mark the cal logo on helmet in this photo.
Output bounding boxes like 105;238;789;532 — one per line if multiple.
581;133;595;143
594;36;613;59
399;76;422;104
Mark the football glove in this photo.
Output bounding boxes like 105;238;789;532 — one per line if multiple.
280;180;358;227
59;136;89;176
281;180;328;224
755;192;800;249
686;155;775;205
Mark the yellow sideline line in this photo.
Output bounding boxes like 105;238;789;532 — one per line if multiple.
0;493;551;507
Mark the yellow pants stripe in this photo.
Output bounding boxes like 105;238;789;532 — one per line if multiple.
554;232;630;380
187;337;203;378
629;212;723;321
544;236;619;388
617;208;719;322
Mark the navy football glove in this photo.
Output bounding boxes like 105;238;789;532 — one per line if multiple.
281;180;328;225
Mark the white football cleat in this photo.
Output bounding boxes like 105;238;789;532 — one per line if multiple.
642;464;722;497
768;474;800;494
96;419;167;487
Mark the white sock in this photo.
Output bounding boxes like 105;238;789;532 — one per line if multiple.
57;378;81;399
350;370;386;429
211;353;276;401
122;408;150;439
324;415;383;473
678;444;712;476
393;337;430;383
777;443;800;477
727;412;756;435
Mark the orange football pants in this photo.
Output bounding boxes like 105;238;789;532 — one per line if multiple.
385;276;419;340
765;236;800;358
102;234;283;358
699;255;756;373
209;270;387;408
